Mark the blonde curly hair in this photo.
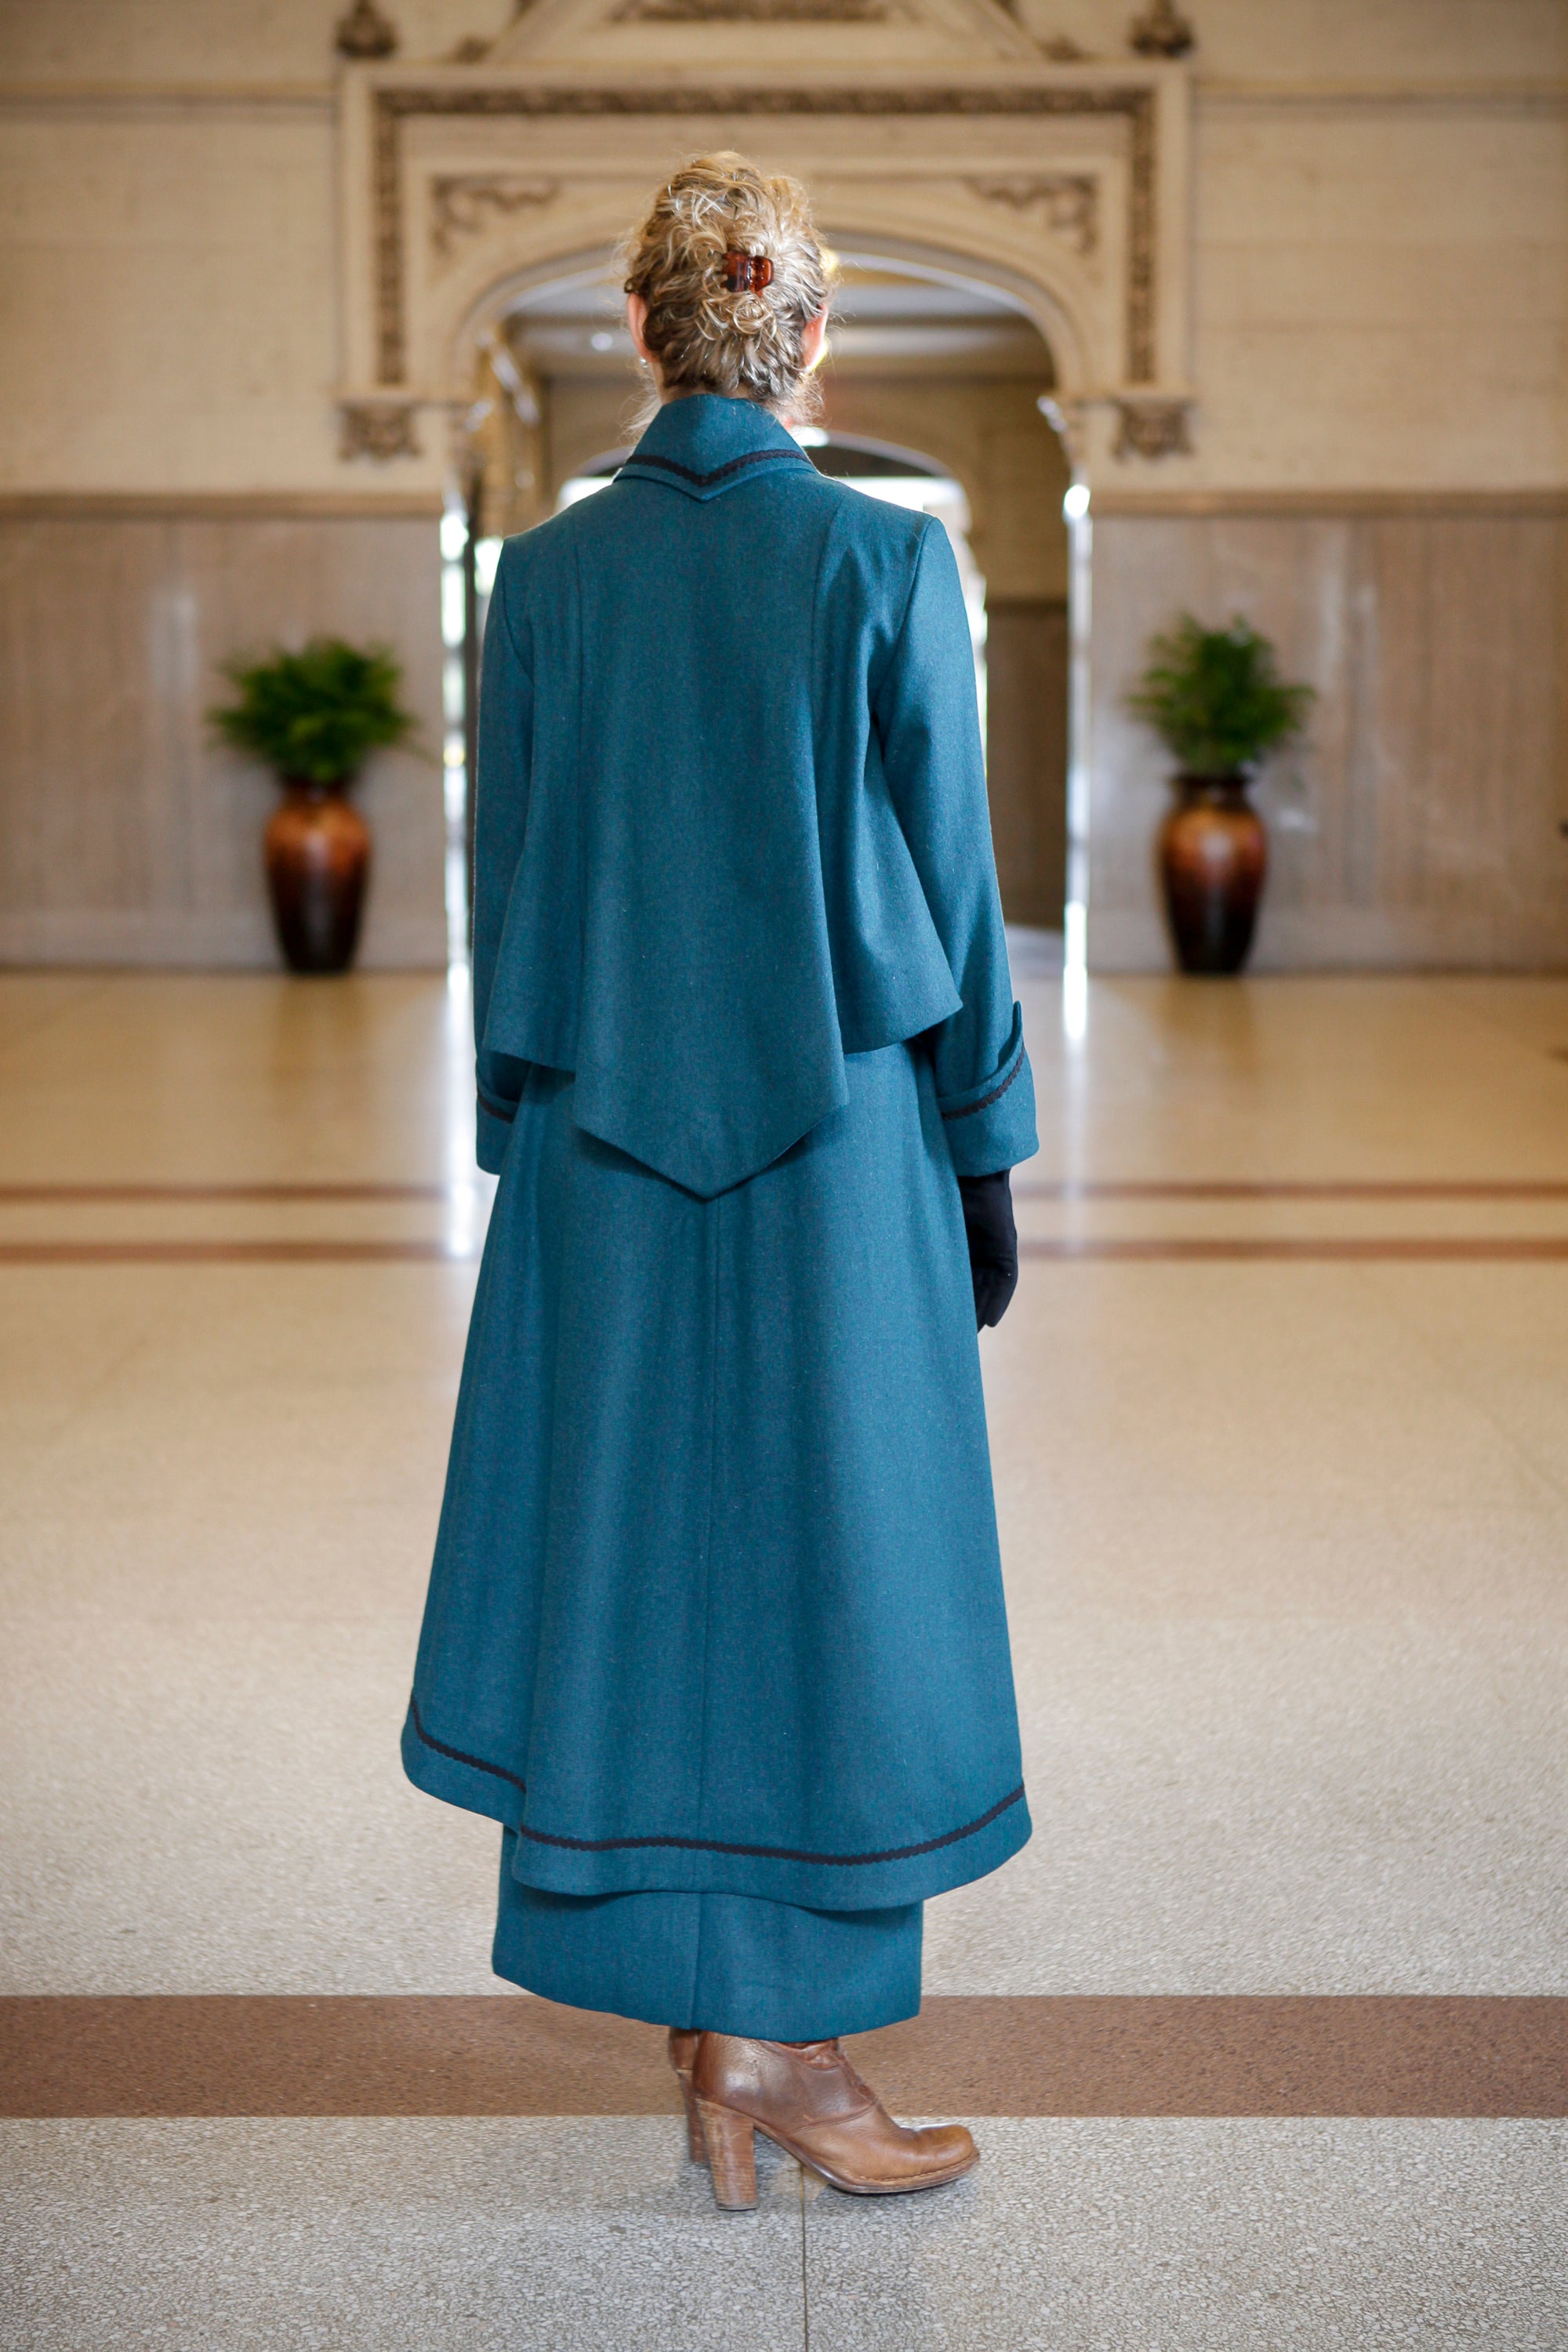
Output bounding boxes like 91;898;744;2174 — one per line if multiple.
621;153;834;419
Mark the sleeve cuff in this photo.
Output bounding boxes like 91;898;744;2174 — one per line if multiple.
476;1087;517;1175
937;1004;1040;1178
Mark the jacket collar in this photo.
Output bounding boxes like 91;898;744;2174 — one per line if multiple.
617;393;812;503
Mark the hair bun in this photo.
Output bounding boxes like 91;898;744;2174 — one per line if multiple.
621;152;833;419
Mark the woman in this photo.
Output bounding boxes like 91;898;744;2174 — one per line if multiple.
402;154;1037;2212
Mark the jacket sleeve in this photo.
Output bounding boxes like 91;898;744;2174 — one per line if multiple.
872;517;1039;1176
470;543;533;1174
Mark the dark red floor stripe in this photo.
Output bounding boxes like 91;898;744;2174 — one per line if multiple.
0;1240;468;1264
0;1182;456;1203
4;1238;1568;1268
5;1180;1562;1207
1018;1237;1568;1261
2;1997;1563;2119
1014;1181;1568;1202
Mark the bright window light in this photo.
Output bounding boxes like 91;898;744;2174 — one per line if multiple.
557;476;615;508
1062;902;1088;1044
440;569;466;649
439;508;468;562
1062;482;1090;521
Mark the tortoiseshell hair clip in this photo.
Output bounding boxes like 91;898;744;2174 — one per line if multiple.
722;251;774;293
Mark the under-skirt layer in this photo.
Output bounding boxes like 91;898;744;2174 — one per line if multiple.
493;1831;923;2038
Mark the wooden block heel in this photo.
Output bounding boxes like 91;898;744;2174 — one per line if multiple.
696;2099;758;2211
666;2029;707;2166
677;2071;707;2165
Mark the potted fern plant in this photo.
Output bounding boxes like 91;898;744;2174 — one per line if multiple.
209;638;419;974
1128;615;1313;974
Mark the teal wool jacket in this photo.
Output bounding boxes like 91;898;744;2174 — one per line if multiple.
404;393;1037;1913
472;394;1036;1193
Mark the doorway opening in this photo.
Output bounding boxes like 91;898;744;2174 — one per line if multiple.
445;248;1075;967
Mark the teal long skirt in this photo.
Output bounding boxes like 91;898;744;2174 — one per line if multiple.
495;1831;923;2039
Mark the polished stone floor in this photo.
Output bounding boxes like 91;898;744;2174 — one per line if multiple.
2;969;1566;2347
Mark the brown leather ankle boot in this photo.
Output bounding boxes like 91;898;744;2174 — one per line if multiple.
691;2034;977;2211
666;2028;706;2163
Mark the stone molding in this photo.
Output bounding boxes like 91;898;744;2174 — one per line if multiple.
336;0;399;60
1194;80;1568;113
611;0;901;16
967;173;1098;256
490;0;1036;56
0;491;446;519
0;909;448;971
7;488;1555;523
1112;393;1192;460
1128;0;1194;60
339;399;423;460
430;176;561;261
4;78;1560;115
0;82;335;112
346;74;1173;398
1090;486;1568;517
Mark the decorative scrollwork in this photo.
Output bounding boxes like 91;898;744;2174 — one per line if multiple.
363;85;1160;389
339;400;421;461
1112;396;1192;459
968;173;1098;258
1129;0;1194;58
335;0;397;60
430;176;561;262
611;0;894;16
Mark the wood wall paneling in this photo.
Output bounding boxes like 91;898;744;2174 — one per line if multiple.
1088;508;1568;971
0;512;445;967
5;499;1566;974
986;597;1068;930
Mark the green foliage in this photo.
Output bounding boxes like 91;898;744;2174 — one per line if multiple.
1127;614;1313;776
209;638;418;785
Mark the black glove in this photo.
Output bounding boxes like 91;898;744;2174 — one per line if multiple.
957;1170;1018;1330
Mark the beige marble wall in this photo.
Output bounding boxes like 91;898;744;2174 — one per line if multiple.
0;501;445;967
1087;499;1568;971
0;100;351;493
0;1;508;87
1021;0;1568;85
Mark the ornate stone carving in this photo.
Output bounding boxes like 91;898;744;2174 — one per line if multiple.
335;0;397;60
430;176;560;261
339;400;421;460
1128;0;1193;58
1112;395;1192;459
969;173;1098;257
366;85;1158;389
612;0;893;14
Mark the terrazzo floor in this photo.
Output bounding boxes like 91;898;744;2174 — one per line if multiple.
2;969;1566;2347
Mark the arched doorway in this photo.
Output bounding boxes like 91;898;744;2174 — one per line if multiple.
450;247;1071;955
338;41;1196;979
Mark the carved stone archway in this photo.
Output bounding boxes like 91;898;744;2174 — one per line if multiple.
336;2;1194;474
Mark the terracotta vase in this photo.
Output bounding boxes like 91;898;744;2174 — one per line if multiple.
1157;773;1268;975
263;779;371;975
